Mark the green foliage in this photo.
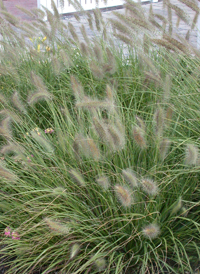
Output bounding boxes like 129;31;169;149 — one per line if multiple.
0;0;199;273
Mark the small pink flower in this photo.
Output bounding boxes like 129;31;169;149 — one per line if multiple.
12;231;20;240
45;128;54;134
4;227;11;236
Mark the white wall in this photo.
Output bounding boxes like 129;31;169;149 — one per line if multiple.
39;0;157;15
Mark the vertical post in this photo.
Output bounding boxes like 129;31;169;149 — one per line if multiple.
37;0;40;8
198;2;200;49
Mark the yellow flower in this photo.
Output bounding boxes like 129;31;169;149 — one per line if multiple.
46;46;51;52
42;36;47;42
37;44;40;53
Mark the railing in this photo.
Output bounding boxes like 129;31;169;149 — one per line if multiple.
38;0;158;15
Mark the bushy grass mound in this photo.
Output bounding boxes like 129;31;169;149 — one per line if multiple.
0;0;199;273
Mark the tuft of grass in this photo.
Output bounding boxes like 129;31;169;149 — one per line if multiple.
0;0;199;273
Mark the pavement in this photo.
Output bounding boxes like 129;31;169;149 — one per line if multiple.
61;0;199;48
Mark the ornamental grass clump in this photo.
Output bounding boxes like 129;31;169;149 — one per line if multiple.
0;0;199;273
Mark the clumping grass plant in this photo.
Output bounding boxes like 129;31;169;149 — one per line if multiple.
0;0;199;273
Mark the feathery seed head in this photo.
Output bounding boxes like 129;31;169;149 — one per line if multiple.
80;24;90;44
0;164;17;181
184;143;198;166
165;105;173;127
89;60;104;79
70;243;80;259
0;117;12;139
69;169;86;187
135;116;146;132
153;107;164;138
171;197;182;215
96;175;110;190
0;142;23;156
133;126;147;149
80;42;89;56
70;75;84;101
12;91;27;114
107;124;125;151
162;74;171;103
159;138;171;161
76;96;113;110
68;22;79;43
122;168;138;188
31;129;54;153
142;223;160;239
141;178;158;196
93;118;107;140
114;184;132;207
45;218;70;234
95;257;107;272
93;43;103;63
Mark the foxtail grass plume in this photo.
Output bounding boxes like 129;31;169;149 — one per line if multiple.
107;124;125;151
69;169;86;187
165;105;173;128
12;91;27;114
135;116;146;132
105;47;116;74
31;129;54;153
59;49;73;68
27;91;52;106
162;75;171;103
80;42;89;56
80;24;90;44
141;178;158;196
162;35;188;54
142;223;160;239
159;138;171;161
70;75;84;101
122;168;138;188
96;175;110;190
171;197;182;215
106;84;115;105
0;10;19;26
51;0;60;20
68;22;79;43
28;73;52;105
45;218;70;234
0;117;12;139
86;138;101;160
0;163;17;181
94;257;107;272
93;117;108;142
184;143;198;166
0;142;24;156
76;96;113;110
178;0;199;13
114;185;132;207
52;56;61;76
16;5;35;19
87;12;94;30
0;109;21;124
93;42;103;63
74;134;100;160
93;8;102;31
132;126;147;149
153;107;164;138
70;243;80;259
89;60;104;79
